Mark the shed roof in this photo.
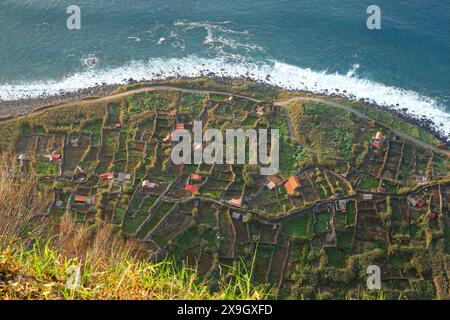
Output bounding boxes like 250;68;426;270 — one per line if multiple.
229;198;242;207
184;185;198;193
284;176;301;195
375;131;383;140
266;181;277;190
74;196;88;202
191;174;202;181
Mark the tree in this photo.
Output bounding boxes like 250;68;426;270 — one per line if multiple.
243;164;260;187
192;207;199;220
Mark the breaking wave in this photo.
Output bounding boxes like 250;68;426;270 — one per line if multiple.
0;56;448;138
80;53;100;69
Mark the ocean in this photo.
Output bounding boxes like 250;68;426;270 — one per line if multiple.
0;0;449;137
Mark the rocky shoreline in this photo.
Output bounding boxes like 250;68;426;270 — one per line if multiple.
0;77;448;147
0;84;117;116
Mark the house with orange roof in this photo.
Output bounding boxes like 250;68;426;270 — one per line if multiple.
74;195;97;206
284;176;302;196
74;195;88;203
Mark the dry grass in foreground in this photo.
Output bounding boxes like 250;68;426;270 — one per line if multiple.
0;157;269;300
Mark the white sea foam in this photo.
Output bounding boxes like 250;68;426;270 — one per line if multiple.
128;36;142;42
346;64;360;77
204;26;214;44
0;56;448;138
175;20;249;35
156;37;166;46
175;20;262;54
80;53;100;69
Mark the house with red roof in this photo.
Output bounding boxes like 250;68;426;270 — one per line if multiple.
407;195;426;208
371;140;381;148
229;198;242;208
48;151;61;163
429;211;438;220
416;199;425;208
371;132;383;149
99;172;114;180
184;185;198;193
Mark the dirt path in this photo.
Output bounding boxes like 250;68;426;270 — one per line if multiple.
22;86;261;118
274;96;450;158
2;84;448;157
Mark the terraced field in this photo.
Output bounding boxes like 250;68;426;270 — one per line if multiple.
1;81;449;299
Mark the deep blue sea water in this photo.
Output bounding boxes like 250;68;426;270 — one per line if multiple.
0;0;449;136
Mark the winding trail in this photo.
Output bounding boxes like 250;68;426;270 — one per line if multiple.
24;85;261;117
2;85;449;157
